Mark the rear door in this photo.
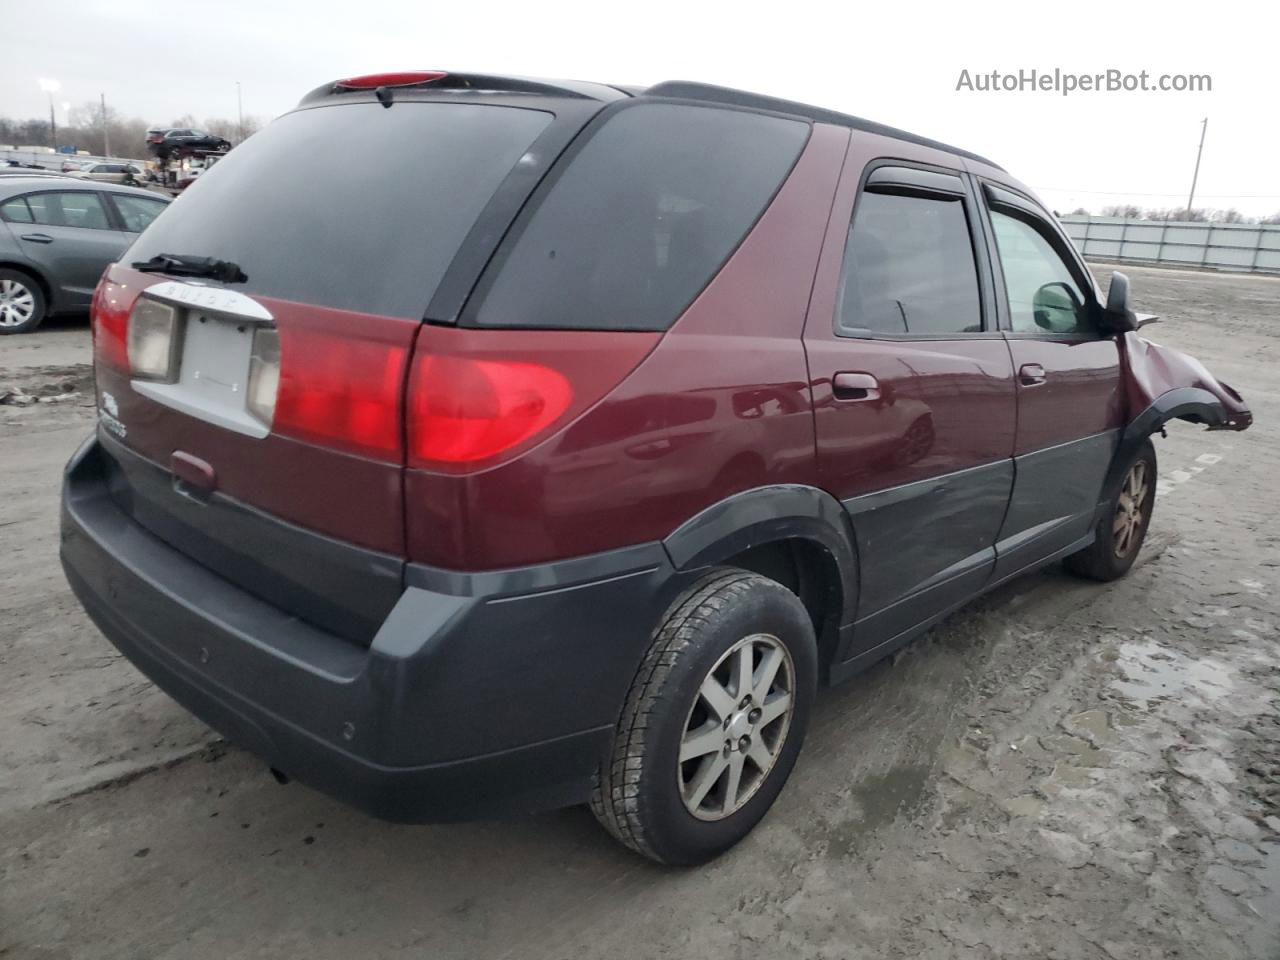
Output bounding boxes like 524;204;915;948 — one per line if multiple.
805;161;1017;658
0;189;131;307
977;183;1124;578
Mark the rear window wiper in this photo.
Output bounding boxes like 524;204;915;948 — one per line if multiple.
132;253;248;284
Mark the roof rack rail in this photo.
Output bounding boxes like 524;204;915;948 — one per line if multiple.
644;81;1003;171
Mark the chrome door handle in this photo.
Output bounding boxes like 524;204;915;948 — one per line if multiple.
1018;363;1046;386
832;371;882;401
20;233;53;244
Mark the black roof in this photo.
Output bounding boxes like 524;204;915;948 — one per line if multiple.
645;82;1002;170
300;72;1001;169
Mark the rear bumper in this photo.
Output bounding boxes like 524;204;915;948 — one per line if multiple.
60;433;681;821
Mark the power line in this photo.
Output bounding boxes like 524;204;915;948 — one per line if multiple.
1042;188;1280;199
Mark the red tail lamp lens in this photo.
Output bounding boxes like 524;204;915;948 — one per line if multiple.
409;355;572;467
92;279;130;372
335;71;448;89
273;326;407;460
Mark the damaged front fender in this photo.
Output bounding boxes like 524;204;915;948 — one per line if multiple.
1121;332;1253;440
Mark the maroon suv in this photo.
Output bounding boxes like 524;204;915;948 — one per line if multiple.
61;71;1252;864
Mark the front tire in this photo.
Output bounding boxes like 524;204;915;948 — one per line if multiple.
591;568;817;865
1066;438;1157;581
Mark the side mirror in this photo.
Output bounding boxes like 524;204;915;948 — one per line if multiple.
1032;281;1083;332
1102;271;1139;333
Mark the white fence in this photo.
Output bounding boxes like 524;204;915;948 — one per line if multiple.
1060;215;1280;275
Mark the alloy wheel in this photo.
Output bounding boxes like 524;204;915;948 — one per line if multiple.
1113;460;1150;558
677;633;795;821
0;278;36;328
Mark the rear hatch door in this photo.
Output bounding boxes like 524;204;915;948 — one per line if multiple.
92;98;563;643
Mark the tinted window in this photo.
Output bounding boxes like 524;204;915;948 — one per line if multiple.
129;103;552;318
837;190;982;335
990;209;1091;334
112;194;168;233
472;103;808;331
1;197;33;223
24;192;112;230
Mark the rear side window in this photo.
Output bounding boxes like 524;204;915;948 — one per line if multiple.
837;191;982;335
471;103;808;331
128;103;553;318
111;194;168;233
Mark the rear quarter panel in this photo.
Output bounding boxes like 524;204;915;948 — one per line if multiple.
406;123;852;569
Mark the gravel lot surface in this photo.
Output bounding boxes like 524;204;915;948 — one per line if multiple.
1;263;1277;959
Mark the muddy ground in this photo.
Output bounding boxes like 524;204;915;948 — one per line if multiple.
0;264;1277;959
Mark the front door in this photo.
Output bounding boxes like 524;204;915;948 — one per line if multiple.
804;161;1017;661
978;184;1124;579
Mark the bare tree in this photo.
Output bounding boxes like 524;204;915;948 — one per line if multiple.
1146;208;1210;222
1101;204;1143;219
1;107;159;160
1069;206;1090;216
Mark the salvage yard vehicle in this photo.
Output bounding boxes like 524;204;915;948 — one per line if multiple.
71;161;148;186
145;128;231;159
0;177;169;333
60;71;1252;864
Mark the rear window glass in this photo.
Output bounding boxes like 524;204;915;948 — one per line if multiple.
470;103;808;331
128;103;552;318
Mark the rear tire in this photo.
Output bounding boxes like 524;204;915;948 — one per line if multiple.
591;568;817;865
0;269;46;334
1065;438;1157;582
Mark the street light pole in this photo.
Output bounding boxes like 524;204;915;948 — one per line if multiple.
1186;117;1208;217
101;93;111;157
236;81;244;143
38;78;60;152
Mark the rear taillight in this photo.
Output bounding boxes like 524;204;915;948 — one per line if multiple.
92;279;130;371
272;325;407;460
407;354;572;469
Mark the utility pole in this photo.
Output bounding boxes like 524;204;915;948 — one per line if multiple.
38;79;61;151
101;92;111;158
236;81;244;144
1186;117;1208;217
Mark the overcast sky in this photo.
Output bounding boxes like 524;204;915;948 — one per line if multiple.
5;0;1278;216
